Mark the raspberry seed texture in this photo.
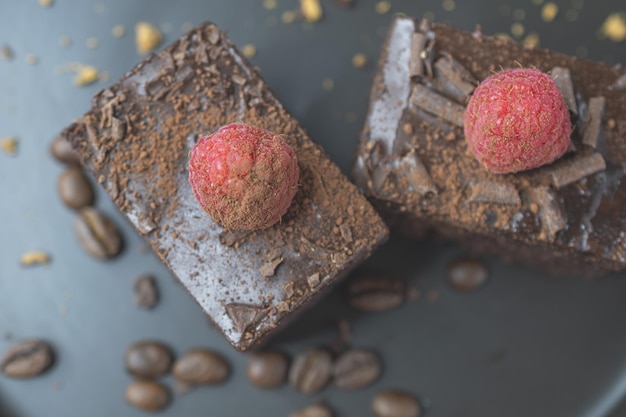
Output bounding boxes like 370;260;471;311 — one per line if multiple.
188;123;299;230
464;68;571;174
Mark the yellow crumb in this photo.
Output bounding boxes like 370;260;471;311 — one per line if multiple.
0;137;18;155
281;10;296;24
38;0;53;7
375;1;391;14
541;3;559;22
301;0;323;23
352;53;368;68
26;54;38;65
20;251;50;266
112;25;126;38
322;78;334;91
441;0;455;12
599;13;626;42
85;37;99;49
523;32;541;48
532;0;544;5
1;45;13;60
182;22;194;33
59;35;71;48
512;8;526;20
135;22;162;54
73;65;99;86
263;0;278;10
511;23;525;38
242;44;257;58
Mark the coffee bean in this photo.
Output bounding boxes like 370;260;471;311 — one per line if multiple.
333;349;381;389
289;348;333;394
348;275;406;312
125;341;173;379
173;349;229;385
246;350;289;388
73;208;122;259
57;167;94;209
446;257;488;293
50;135;80;165
134;275;159;310
0;340;53;379
289;404;333;417
372;390;420;417
125;380;170;412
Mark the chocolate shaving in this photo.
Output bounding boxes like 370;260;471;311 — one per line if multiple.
582;96;605;148
394;150;437;195
259;257;283;277
527;186;566;241
110;117;126;141
551;67;578;116
467;181;521;205
548;153;606;188
409;84;465;127
339;224;353;243
307;273;321;289
370;163;392;195
433;54;477;102
225;303;267;333
409;33;427;78
232;74;247;85
283;282;295;298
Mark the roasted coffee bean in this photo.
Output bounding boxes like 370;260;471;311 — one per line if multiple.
73;208;122;259
50;135;80;165
348;275;406;312
57;167;94;209
125;341;173;378
246;350;289;388
289;348;333;394
0;340;53;379
446;257;489;293
372;389;421;417
333;349;381;389
125;380;170;412
134;275;159;310
289;404;333;417
173;349;229;385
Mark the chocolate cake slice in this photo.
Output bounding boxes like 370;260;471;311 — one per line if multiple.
353;17;626;276
62;22;389;350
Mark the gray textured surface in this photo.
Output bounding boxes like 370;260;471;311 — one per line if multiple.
1;0;626;416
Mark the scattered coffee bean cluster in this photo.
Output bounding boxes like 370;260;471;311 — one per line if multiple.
50;135;123;259
124;341;229;411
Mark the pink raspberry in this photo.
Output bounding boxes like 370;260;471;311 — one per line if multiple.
188;123;299;231
464;68;571;174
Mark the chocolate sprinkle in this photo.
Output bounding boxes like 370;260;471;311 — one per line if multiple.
582;96;606;148
433;53;477;102
549;153;606;188
551;67;578;116
409;84;465;127
409;32;427;78
466;181;521;206
395;150;437;195
527;186;566;241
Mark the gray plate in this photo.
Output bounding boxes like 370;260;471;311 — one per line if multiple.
1;0;625;416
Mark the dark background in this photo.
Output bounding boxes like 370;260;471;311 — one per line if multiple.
1;0;625;416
